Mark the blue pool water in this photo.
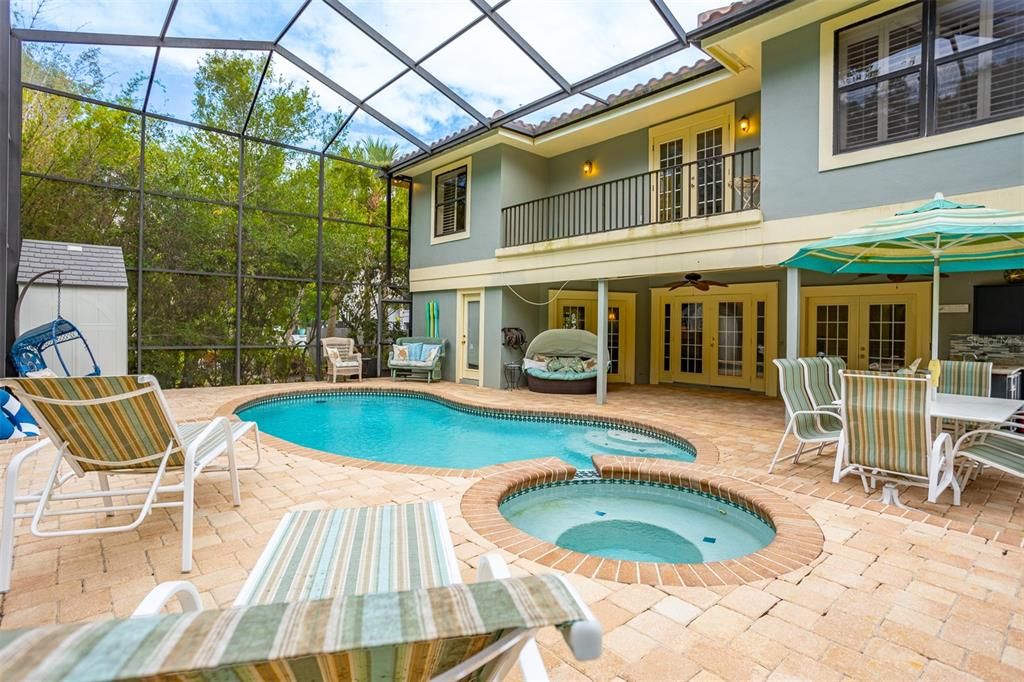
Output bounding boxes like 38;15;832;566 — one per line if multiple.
237;392;695;470
500;480;775;563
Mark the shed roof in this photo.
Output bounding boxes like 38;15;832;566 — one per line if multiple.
17;240;129;288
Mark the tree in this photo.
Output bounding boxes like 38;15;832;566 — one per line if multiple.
19;46;409;387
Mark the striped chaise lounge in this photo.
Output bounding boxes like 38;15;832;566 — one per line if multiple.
0;375;261;593
230;502;591;681
833;371;961;507
0;573;600;682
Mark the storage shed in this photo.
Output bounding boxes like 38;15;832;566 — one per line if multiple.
17;240;128;375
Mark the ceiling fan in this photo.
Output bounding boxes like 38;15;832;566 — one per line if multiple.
666;272;728;291
855;273;949;283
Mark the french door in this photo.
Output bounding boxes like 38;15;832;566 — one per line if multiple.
653;282;777;393
548;291;636;383
802;283;930;372
663;295;752;388
651;104;734;222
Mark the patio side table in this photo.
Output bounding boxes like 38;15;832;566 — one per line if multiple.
503;362;523;390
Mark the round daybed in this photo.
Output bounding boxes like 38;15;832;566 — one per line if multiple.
522;329;603;394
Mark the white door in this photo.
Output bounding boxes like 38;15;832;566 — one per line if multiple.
457;291;482;384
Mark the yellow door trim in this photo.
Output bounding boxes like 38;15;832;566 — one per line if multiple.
650;281;778;396
456;289;483;385
801;281;931;371
547;289;637;384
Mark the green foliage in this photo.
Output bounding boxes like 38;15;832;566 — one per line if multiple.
20;47;410;387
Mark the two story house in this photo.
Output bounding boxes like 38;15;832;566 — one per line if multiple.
394;0;1023;395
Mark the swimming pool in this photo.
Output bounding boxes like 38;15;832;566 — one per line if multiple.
500;479;775;563
237;391;695;470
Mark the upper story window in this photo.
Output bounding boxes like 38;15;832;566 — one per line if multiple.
835;0;1023;154
432;161;470;243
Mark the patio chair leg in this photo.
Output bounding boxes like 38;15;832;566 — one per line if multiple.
98;472;115;517
226;434;241;507
477;554;548;682
181;470;195;574
767;421;796;474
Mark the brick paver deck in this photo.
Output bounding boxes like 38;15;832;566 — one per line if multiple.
1;379;1021;681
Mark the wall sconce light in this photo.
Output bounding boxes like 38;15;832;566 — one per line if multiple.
738;116;750;133
582;160;593;175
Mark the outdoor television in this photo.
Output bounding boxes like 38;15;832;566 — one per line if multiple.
973;284;1024;335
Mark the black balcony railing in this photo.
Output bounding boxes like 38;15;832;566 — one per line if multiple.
502;148;760;248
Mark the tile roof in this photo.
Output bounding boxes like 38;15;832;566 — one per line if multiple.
18;239;128;288
393;57;721;167
505;58;721;135
697;0;760;27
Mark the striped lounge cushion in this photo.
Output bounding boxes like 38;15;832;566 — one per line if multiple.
0;576;588;682
235;502;459;606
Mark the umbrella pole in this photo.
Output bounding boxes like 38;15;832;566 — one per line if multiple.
931;255;940;360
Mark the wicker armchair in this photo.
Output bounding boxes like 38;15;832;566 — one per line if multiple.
321;337;362;382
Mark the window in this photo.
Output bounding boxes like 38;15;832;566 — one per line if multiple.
432;162;469;241
835;0;1023;153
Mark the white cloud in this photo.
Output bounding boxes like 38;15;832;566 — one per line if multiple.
12;0;171;34
14;0;737;146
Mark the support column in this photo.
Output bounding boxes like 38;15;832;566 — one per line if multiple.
786;267;800;360
1;7;21;377
597;279;608;405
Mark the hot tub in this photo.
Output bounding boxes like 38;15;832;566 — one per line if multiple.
499;478;775;564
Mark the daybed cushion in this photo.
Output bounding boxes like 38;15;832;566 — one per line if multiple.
525;367;600;381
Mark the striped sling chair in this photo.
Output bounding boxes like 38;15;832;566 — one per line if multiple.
799;356;844;413
0;375;261;593
937;360;993;397
768;358;842;473
833;371;960;508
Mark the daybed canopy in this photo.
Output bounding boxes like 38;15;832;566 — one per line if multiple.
524;329;599;360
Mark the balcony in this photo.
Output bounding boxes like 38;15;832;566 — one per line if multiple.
501;148;760;248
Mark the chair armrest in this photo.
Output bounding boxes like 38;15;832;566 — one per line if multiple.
132;580;203;616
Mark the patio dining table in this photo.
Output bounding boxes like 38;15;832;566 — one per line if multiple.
833;393;1023;425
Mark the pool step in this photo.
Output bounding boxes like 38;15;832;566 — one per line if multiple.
568;430;682;457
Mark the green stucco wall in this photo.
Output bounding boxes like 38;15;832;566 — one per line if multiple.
761;23;1024;221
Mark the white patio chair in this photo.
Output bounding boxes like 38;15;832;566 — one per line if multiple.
833;371;960;507
0;375;261;592
768;358;842;473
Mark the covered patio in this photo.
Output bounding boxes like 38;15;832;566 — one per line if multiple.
0;380;1020;680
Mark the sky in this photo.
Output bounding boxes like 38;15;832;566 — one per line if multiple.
13;0;729;155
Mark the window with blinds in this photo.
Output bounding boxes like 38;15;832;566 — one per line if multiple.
433;165;467;238
836;4;923;152
835;0;1023;153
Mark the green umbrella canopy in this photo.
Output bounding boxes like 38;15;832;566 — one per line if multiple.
782;193;1024;360
781;194;1024;275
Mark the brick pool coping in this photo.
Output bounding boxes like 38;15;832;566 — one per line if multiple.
461;455;825;586
214;381;720;477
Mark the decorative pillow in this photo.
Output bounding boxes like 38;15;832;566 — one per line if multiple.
393;345;410;362
523;358;546;371
404;342;424;362
421;345;440;364
582;357;598;372
547;356;585;373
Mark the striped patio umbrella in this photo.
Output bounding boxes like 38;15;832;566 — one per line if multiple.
782;193;1024;359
